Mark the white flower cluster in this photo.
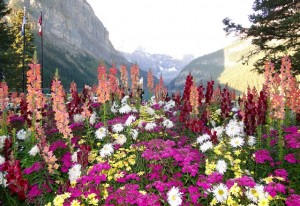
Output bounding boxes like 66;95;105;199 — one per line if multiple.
89;112;97;125
28;145;40;156
162;118;174;129
16;129;30;140
73;114;85;123
95;127;107;140
68;164;82;183
197;134;213;153
164;100;175;112
125;115;136;126
111;101;119;114
0;135;8;150
112;123;124;133
114;134;127;146
0;155;5;165
0;172;7;187
119;96;132;114
99;143;114;158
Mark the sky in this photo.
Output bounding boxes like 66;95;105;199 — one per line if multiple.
87;0;254;59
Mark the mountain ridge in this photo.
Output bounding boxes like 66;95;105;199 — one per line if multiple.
7;0;154;90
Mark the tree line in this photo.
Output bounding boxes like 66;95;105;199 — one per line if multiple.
0;0;34;92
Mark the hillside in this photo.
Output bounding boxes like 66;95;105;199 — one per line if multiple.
168;39;265;94
122;48;194;84
7;0;153;90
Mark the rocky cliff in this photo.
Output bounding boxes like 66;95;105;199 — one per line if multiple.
7;0;136;89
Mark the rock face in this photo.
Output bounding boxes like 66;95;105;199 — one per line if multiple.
6;0;155;89
9;0;126;64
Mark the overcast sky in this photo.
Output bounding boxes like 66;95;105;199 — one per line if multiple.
87;0;254;59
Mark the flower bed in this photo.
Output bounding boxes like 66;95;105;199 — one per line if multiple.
0;57;300;205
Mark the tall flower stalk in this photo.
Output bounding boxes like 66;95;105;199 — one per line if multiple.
97;65;110;125
147;68;154;98
130;64;140;99
120;65;128;95
190;83;199;117
51;72;73;150
109;65;120;100
154;75;167;101
0;82;9;134
26;63;45;144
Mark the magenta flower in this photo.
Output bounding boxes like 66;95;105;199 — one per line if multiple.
23;162;43;175
236;176;256;187
274;169;289;180
286;194;300;206
254;149;273;164
265;182;286;197
284;153;297;164
27;184;42;200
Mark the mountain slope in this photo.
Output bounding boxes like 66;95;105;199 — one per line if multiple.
122;48;194;84
8;0;152;90
168;40;264;94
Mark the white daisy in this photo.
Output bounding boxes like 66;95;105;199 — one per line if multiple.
145;122;156;131
200;141;213;153
68;164;81;183
167;186;183;206
0;135;8;149
197;134;211;145
95;127;107;140
230;137;245;148
146;107;155;116
225;120;244;137
29;145;40;156
211;126;225;139
111;101;119;114
16;129;27;140
245;184;265;203
114;134;127;146
112;123;124;133
130;129;139;140
89;112;97;125
212;183;228;203
162;119;174;129
119;104;132;114
247;136;256;146
73;114;84;123
0;155;5;165
125;115;136;126
216;159;227;174
100;143;114;158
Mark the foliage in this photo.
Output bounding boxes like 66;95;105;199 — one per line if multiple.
223;0;300;74
0;0;13;81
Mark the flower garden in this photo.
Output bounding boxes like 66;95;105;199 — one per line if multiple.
0;56;300;206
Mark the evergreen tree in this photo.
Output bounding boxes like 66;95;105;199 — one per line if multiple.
0;0;13;81
223;0;300;74
5;9;35;91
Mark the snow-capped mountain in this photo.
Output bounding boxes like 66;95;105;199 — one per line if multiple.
122;48;194;84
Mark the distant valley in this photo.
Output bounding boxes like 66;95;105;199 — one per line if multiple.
122;48;194;84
